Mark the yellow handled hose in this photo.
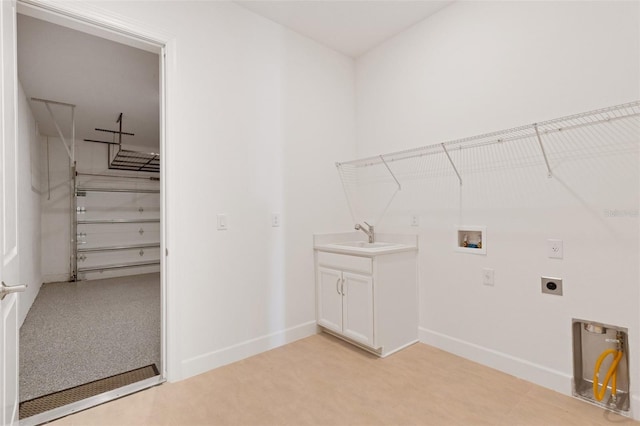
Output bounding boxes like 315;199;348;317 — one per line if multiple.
593;348;623;401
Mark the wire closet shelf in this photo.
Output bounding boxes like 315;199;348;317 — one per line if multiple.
336;101;640;224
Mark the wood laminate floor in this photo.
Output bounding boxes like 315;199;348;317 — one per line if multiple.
52;333;638;426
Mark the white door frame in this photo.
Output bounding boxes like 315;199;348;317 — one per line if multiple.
13;1;175;423
1;1;21;424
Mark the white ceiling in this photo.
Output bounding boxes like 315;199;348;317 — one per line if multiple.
17;14;160;148
235;1;454;57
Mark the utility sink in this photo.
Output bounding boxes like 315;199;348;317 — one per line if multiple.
323;241;408;254
315;233;417;256
332;241;400;249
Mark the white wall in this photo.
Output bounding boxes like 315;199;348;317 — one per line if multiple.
17;81;43;326
356;1;639;155
355;0;640;416
44;1;356;380
40;136;72;283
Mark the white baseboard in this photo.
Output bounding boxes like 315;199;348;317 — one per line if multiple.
42;273;70;283
419;327;572;395
180;321;318;381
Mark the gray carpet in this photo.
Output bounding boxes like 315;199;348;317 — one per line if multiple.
19;273;161;402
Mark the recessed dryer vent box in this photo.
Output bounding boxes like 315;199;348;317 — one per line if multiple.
455;226;486;255
572;319;630;416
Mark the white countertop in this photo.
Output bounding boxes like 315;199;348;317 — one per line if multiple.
314;232;418;256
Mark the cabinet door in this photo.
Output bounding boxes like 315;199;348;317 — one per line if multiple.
317;267;343;334
342;272;374;347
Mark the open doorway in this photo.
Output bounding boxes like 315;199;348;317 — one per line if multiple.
15;8;165;425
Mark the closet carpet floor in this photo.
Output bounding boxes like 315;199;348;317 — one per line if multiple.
20;273;161;402
52;332;637;426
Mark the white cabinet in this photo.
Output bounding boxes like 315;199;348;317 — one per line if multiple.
315;248;418;357
317;267;343;334
317;267;373;347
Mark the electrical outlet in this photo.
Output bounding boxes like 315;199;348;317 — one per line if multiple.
541;276;563;295
482;268;494;286
547;239;563;259
217;214;228;230
411;215;420;227
271;213;281;227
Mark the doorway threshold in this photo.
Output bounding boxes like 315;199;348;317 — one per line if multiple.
19;374;164;426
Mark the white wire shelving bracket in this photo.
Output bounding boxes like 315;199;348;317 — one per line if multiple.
31;97;76;163
379;154;401;190
533;123;552;178
441;143;462;185
335;100;640;224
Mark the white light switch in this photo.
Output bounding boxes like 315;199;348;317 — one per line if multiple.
271;213;281;227
547;239;563;259
217;214;228;230
482;268;494;286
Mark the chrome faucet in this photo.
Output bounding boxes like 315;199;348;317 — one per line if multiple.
355;222;374;243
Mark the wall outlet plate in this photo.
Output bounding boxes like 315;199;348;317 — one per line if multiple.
271;213;281;227
482;268;494;286
547;239;563;259
541;276;562;295
410;215;420;227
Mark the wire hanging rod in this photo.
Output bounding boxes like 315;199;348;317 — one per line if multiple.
337;100;640;168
